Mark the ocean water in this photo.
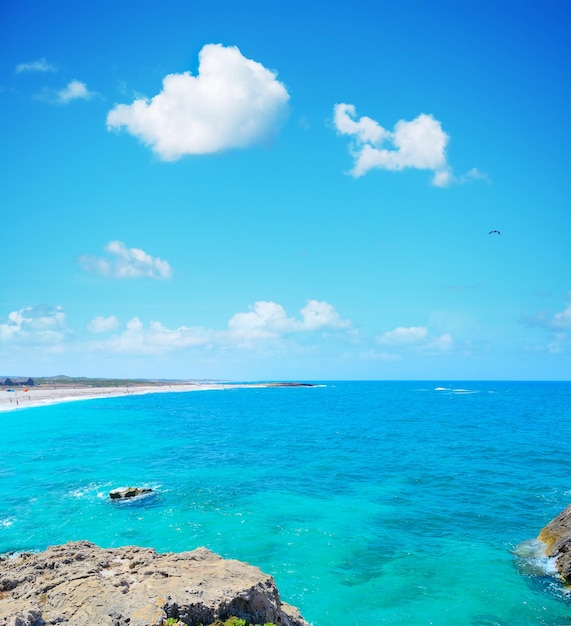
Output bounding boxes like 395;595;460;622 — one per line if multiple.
1;381;570;625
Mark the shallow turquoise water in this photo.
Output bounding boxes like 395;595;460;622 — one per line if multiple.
1;381;570;625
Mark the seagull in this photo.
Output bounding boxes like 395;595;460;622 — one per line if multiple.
488;230;500;235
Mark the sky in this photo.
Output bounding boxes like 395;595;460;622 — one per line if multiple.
1;0;570;381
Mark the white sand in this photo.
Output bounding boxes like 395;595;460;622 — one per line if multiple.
0;382;263;413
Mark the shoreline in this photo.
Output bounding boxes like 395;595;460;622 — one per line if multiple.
0;381;275;413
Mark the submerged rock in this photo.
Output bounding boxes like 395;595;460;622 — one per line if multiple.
109;486;153;499
0;541;309;626
537;502;571;583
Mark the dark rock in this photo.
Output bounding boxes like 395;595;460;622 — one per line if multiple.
537;502;571;583
109;487;153;500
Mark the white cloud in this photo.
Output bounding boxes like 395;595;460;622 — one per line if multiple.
87;316;120;334
87;300;351;356
377;326;430;345
15;58;57;74
377;325;453;351
90;317;214;355
228;300;351;339
56;80;96;103
0;305;68;345
299;300;352;331
228;301;295;337
333;103;475;187
551;304;571;329
36;80;98;104
106;43;290;160
520;300;571;355
80;241;172;280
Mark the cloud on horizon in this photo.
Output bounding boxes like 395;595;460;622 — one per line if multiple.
0;305;68;345
333;103;482;186
88;317;215;355
521;300;571;354
376;325;453;351
15;58;57;74
85;300;351;355
106;44;290;160
79;241;172;280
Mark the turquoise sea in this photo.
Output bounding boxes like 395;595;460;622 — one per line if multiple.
1;381;570;625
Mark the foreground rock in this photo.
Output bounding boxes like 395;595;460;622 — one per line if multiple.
0;541;309;626
538;502;571;583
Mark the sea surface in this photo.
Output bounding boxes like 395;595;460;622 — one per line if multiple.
1;381;570;625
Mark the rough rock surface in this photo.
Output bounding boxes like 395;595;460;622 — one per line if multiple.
0;541;309;626
538;502;571;583
109;487;153;500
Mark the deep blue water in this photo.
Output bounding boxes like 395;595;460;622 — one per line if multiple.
1;381;570;625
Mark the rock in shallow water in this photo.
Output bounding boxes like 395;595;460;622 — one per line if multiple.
0;541;309;626
537;502;571;583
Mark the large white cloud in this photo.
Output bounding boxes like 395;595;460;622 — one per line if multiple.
86;300;351;356
334;103;479;187
107;44;290;160
228;300;351;339
80;241;172;280
0;305;68;345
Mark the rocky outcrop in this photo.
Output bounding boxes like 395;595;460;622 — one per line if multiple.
109;487;153;500
0;541;309;626
538;503;571;583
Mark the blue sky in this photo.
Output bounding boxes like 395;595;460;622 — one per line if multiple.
1;0;569;381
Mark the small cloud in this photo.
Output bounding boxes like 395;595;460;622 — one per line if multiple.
15;57;57;74
377;326;430;346
106;43;290;160
56;80;96;103
87;315;120;334
521;302;571;331
333;103;477;187
79;241;172;280
551;304;571;329
547;333;568;354
376;325;453;351
36;80;98;104
0;305;68;345
459;167;490;184
520;299;571;355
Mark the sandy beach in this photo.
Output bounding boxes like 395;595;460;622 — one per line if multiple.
0;381;265;412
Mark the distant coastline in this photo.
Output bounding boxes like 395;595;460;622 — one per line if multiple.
0;377;314;413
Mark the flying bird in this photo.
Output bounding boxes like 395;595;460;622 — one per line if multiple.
488;230;500;235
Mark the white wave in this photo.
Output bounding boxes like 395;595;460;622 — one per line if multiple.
513;538;559;577
68;481;112;499
0;517;15;528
